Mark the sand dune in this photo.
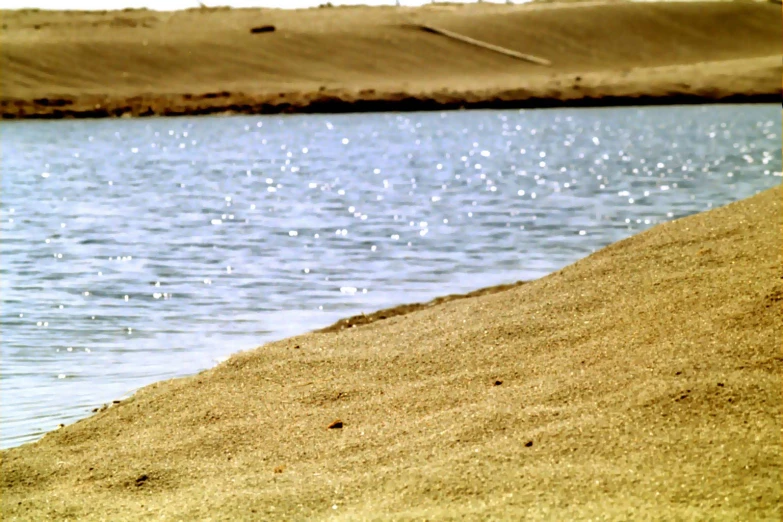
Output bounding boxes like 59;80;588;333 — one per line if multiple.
2;186;780;519
1;1;780;118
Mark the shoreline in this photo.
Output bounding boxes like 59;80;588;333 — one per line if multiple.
2;187;780;519
2;1;780;120
3;91;780;120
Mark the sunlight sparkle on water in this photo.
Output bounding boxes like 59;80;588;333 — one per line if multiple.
1;105;780;449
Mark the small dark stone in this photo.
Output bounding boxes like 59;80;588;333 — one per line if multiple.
294;345;300;349
328;419;343;429
250;25;275;34
524;440;533;447
113;400;121;404
135;474;149;486
717;382;724;387
494;380;503;386
675;371;682;376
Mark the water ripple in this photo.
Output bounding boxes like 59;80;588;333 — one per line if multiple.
0;105;780;448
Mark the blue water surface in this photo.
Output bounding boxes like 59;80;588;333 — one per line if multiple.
1;104;780;447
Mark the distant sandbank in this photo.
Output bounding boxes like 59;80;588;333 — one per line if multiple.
1;1;780;119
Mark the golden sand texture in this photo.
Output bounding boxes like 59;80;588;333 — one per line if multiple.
2;186;780;520
1;1;780;118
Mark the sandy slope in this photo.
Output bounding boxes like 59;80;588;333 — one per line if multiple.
1;1;780;118
2;186;780;520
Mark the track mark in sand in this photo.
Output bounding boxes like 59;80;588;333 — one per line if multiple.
414;24;551;66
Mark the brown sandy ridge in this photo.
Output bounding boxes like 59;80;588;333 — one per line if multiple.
1;186;780;519
318;280;527;333
1;1;780;119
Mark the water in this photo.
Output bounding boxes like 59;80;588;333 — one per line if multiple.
1;105;780;448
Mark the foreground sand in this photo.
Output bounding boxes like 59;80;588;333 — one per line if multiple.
2;187;780;519
1;1;780;119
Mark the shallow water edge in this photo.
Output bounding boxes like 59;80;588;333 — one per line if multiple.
3;91;779;121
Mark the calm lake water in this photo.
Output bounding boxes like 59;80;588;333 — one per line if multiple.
1;105;780;448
